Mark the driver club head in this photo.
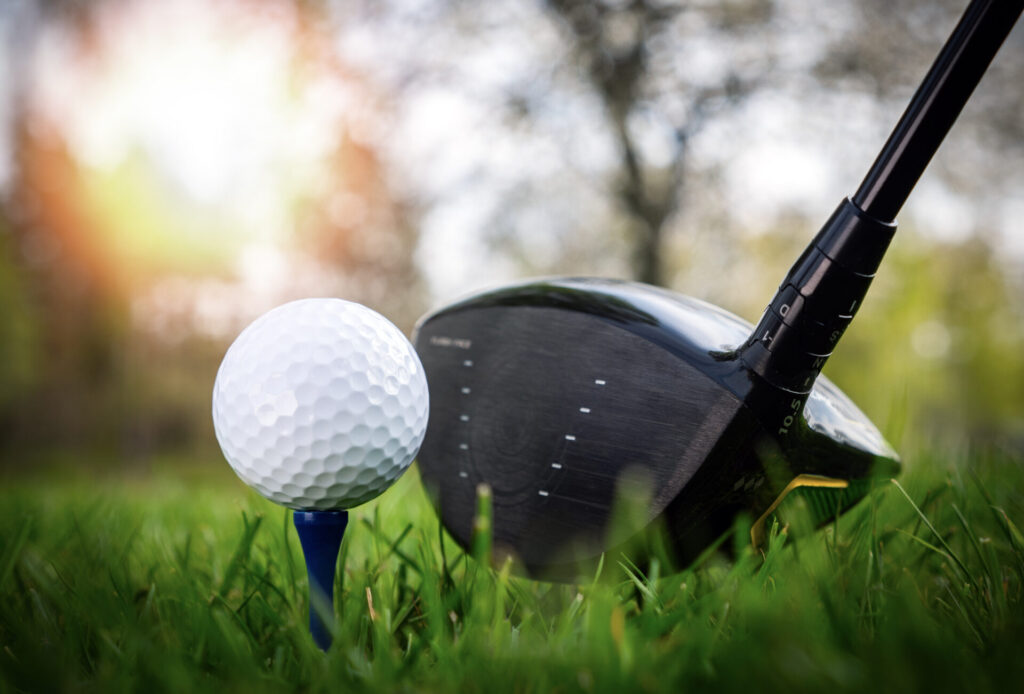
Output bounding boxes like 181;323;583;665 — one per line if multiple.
413;277;899;579
410;0;1022;580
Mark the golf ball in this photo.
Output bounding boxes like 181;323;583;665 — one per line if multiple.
212;298;429;510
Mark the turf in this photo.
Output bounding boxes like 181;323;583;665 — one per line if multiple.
2;448;1024;693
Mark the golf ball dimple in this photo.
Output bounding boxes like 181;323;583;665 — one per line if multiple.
212;298;429;510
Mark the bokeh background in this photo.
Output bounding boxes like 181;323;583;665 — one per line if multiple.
0;0;1021;476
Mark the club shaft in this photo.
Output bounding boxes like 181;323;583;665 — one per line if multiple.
742;0;1021;395
853;0;1024;222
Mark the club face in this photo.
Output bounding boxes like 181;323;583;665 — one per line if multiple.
413;279;899;579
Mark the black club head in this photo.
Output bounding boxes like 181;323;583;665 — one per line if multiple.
411;0;1021;580
413;278;899;579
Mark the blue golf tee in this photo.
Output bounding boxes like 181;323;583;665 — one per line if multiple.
293;510;348;651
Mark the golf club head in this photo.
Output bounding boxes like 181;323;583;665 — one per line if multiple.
413;277;899;579
410;0;1021;580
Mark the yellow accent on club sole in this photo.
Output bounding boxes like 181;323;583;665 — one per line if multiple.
750;474;850;548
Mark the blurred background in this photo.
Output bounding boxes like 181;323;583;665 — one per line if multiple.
0;0;1021;474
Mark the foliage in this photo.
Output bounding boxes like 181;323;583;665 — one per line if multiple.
1;0;1021;456
2;451;1024;693
0;222;38;414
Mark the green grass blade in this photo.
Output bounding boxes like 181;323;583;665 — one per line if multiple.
0;516;31;591
891;479;974;585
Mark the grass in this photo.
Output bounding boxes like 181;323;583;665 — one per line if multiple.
2;447;1024;693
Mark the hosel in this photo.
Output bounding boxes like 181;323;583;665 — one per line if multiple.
739;198;896;395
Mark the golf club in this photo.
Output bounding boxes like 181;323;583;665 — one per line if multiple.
413;0;1023;580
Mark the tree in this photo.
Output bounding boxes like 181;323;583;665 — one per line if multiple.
542;0;773;284
332;0;779;290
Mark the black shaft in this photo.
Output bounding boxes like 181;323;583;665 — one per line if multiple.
853;0;1024;222
742;0;1021;396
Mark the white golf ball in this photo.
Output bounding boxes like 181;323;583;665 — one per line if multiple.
212;298;429;510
